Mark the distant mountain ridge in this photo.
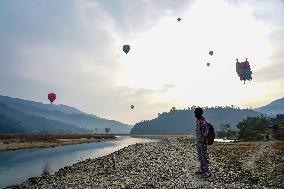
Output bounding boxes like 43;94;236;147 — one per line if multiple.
0;95;84;114
0;103;89;134
131;107;262;135
0;95;132;134
254;97;284;116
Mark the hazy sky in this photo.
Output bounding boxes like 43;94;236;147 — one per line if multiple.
0;0;284;124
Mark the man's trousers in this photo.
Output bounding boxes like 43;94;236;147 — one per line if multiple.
196;142;209;172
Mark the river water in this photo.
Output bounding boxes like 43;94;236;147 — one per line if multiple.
0;136;154;188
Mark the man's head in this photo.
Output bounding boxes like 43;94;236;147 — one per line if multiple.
194;107;203;119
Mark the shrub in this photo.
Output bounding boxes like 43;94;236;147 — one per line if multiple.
41;161;52;176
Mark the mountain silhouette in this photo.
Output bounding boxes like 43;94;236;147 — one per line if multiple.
131;106;262;135
0;95;132;134
254;97;284;116
0;103;89;134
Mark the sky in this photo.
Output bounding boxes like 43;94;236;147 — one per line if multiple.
0;0;284;124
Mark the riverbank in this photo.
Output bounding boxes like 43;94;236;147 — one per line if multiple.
6;137;284;189
0;134;116;152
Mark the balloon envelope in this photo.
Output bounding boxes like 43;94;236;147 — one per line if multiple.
105;128;110;134
123;45;130;54
131;105;134;109
207;63;210;67
48;93;56;104
177;18;181;22
209;51;213;56
236;58;252;83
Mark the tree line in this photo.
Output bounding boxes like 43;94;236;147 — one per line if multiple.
236;114;284;141
131;106;261;135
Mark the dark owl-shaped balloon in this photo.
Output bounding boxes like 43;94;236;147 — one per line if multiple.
123;45;130;54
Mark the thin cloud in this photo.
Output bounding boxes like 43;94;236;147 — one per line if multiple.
249;1;284;85
95;0;194;36
158;84;175;92
254;61;284;82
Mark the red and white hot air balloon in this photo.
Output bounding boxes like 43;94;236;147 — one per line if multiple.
48;93;56;104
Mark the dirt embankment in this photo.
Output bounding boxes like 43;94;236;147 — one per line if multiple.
0;134;116;152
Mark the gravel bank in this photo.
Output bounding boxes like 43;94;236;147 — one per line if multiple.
6;137;284;189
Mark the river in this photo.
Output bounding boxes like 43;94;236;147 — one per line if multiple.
0;136;154;188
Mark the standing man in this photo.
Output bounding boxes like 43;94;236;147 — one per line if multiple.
265;134;269;141
194;107;209;175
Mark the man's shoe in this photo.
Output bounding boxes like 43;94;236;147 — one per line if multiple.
194;170;204;175
202;171;211;177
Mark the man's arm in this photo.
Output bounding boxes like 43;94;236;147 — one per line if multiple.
204;121;209;137
200;121;209;141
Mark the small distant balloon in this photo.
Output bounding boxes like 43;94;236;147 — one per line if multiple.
123;45;130;54
209;51;213;56
177;18;181;22
207;63;211;67
105;128;110;134
48;93;56;104
131;105;134;109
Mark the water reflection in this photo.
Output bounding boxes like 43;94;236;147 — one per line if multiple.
0;136;155;188
214;138;236;143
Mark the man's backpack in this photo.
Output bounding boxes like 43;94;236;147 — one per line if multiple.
206;122;215;145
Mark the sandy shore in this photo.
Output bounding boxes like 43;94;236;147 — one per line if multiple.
5;137;284;189
0;135;115;152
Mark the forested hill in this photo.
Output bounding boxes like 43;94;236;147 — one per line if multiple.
130;107;262;135
0;95;132;134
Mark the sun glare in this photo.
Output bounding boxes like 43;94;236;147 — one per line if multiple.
116;0;272;109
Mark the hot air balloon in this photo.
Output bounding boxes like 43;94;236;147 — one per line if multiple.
131;105;134;109
48;93;56;104
243;58;252;81
207;63;211;67
177;18;181;22
105;128;110;134
236;58;252;84
236;59;241;73
123;45;130;54
209;51;213;56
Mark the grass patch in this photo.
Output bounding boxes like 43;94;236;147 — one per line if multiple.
0;134;115;143
271;142;284;151
238;143;257;148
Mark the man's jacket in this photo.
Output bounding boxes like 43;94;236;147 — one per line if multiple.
195;117;209;143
